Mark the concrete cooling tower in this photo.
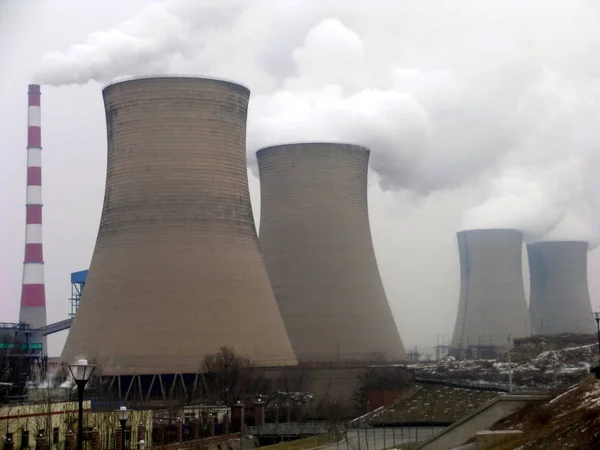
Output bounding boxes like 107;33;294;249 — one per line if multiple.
61;77;297;375
527;241;595;335
451;229;530;353
257;143;407;362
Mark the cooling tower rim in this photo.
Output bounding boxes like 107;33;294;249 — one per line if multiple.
256;142;370;157
456;228;523;237
526;240;589;248
102;74;250;95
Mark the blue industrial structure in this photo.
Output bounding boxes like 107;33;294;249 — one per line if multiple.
69;270;88;319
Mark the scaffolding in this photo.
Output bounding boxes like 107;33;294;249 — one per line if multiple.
69;270;88;318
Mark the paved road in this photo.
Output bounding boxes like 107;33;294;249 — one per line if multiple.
324;427;446;450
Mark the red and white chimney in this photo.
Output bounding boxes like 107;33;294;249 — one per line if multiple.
19;84;47;338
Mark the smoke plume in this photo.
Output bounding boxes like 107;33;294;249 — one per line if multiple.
33;0;600;245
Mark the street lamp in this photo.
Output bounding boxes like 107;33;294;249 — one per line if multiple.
68;359;96;450
593;311;600;360
118;406;130;449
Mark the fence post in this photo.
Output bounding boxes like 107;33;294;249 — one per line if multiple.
115;427;123;450
4;436;14;450
177;419;183;443
222;414;230;435
91;428;100;450
35;432;48;450
65;430;76;450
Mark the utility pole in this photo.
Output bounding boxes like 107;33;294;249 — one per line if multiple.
507;335;513;393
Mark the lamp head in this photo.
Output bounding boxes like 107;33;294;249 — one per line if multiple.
118;406;129;421
68;359;96;382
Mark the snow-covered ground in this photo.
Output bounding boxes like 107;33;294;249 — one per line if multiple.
405;341;597;391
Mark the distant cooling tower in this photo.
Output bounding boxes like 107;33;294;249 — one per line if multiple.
451;229;530;351
527;241;595;335
257;143;407;362
61;77;297;374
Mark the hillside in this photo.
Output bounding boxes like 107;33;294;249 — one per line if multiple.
409;334;597;390
488;376;600;449
371;384;499;424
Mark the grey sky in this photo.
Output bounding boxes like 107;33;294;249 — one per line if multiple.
2;0;600;357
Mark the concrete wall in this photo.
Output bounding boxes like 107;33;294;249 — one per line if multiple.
257;143;406;362
528;241;595;335
61;77;296;374
417;394;548;450
451;229;530;350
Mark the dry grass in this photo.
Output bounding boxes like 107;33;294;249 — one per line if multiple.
374;384;499;424
490;377;600;449
259;434;340;450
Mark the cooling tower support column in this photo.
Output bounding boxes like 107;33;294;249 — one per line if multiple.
20;84;47;345
257;143;406;362
61;77;297;374
450;229;530;356
528;241;595;335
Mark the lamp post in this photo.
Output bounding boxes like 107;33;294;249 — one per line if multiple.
118;406;130;449
593;311;600;360
68;359;96;450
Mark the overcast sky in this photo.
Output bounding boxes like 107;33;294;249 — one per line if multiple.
2;0;600;357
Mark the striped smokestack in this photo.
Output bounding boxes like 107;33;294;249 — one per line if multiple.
20;84;47;338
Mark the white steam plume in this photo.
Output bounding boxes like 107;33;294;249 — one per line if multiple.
34;0;600;244
33;0;245;86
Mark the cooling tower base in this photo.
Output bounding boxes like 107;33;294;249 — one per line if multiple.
94;361;411;409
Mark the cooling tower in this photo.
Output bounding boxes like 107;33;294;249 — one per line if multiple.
527;241;595;335
61;77;297;374
257;143;407;362
451;229;530;351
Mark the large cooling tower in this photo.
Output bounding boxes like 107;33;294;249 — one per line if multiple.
528;241;595;335
61;77;297;374
257;143;407;362
451;229;530;351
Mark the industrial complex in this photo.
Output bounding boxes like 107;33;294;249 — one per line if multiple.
527;241;595;335
2;77;598;434
257;143;406;362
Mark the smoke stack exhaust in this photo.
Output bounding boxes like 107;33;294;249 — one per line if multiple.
527;241;595;335
257;143;406;362
20;84;47;343
451;229;530;354
61;76;297;374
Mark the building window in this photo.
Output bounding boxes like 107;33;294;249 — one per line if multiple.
52;427;59;444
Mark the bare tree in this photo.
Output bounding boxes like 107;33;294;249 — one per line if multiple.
352;366;414;413
202;347;263;405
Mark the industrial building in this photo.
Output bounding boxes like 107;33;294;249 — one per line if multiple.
61;76;297;379
450;229;530;357
527;241;595;335
257;143;406;362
